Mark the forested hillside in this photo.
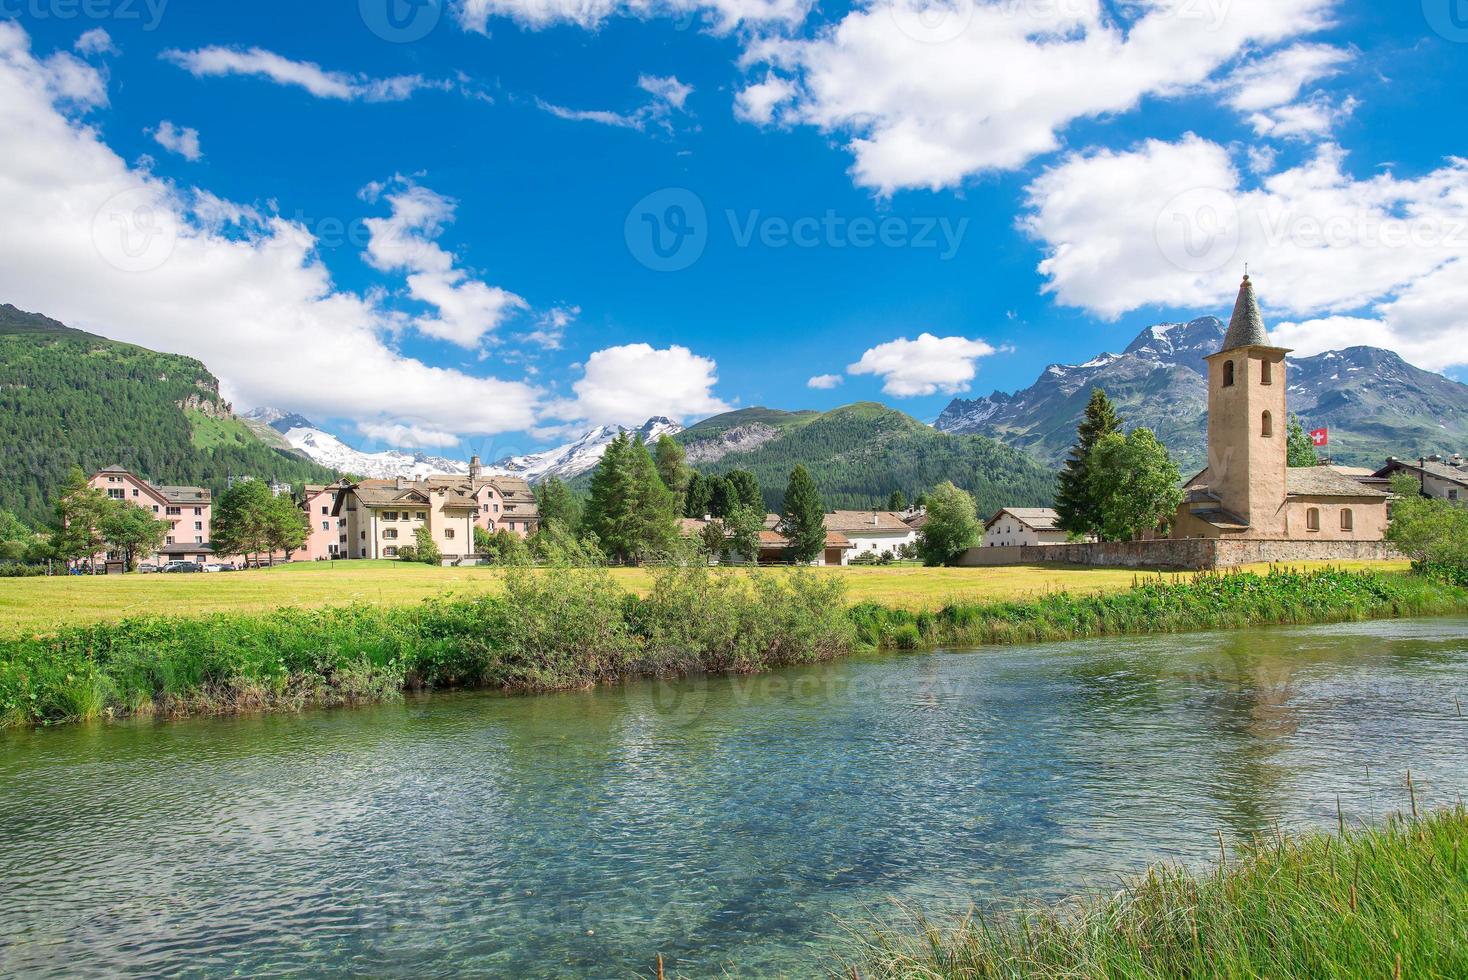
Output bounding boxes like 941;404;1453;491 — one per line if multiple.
679;403;1055;515
0;304;340;524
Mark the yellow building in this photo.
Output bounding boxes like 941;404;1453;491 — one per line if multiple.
1171;275;1389;541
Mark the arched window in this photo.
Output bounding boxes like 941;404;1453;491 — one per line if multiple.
1223;360;1236;387
1306;508;1320;531
1261;411;1273;437
1260;359;1273;385
1341;509;1354;532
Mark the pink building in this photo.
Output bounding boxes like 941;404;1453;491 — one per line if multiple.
89;466;213;565
297;483;347;561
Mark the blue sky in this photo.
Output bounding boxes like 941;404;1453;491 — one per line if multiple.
3;1;1466;460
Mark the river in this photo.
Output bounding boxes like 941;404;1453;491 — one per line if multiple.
3;617;1467;977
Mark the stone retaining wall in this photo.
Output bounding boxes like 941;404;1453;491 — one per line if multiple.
956;539;1403;571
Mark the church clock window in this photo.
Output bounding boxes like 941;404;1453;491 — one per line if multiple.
1223;360;1236;387
1261;411;1273;437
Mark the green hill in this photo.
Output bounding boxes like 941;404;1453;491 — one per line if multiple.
0;304;341;525
677;402;1055;515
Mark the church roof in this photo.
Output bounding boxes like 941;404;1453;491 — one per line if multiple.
1221;274;1272;351
1286;467;1390;499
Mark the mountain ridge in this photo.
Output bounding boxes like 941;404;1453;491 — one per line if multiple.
935;318;1468;470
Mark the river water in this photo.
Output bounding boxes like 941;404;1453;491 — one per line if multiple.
3;618;1467;977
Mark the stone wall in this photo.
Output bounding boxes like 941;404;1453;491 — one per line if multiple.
955;538;1402;571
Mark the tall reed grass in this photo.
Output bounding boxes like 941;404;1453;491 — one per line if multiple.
1;566;1463;728
839;804;1468;978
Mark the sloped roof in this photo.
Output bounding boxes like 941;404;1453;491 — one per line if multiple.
823;511;912;533
1287;466;1389;498
1372;458;1468;489
157;485;211;504
985;507;1062;532
1222;274;1272;351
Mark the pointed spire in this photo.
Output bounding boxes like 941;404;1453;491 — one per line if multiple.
1221;273;1271;351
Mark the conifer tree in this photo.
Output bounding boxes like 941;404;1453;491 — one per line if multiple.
726;469;762;513
654;434;691;511
1055;388;1123;539
780;465;826;564
888;489;907;512
536;476;582;531
684;471;713;518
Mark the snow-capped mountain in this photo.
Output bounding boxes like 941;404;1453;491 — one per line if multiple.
934;317;1468;470
490;417;684;483
241;409;683;483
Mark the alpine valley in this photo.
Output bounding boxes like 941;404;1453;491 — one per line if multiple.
934;317;1468;472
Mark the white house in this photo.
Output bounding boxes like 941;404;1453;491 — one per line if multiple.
983;508;1070;547
823;511;918;558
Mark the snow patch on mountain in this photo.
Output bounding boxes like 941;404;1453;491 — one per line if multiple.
491;417;684;483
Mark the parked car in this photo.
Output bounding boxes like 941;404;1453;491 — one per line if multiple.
137;563;159;574
163;561;202;573
201;563;224;573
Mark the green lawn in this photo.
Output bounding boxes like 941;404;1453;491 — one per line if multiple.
0;558;1413;637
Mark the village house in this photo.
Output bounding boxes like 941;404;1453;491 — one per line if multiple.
332;456;539;561
297;483;348;561
822;511;918;558
1372;456;1468;503
680;516;856;566
984;508;1070;547
1171;275;1390;541
89;466;214;565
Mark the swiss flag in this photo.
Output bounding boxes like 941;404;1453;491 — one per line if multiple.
1310;427;1329;447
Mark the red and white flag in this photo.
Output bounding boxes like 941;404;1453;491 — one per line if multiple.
1310;427;1329;447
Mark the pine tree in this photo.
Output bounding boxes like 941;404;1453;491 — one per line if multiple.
584;433;635;561
780;465;826;564
625;435;678;563
536;476;582;531
1055;388;1123;539
887;489;906;512
584;435;677;564
684;471;713;518
726;469;762;513
654;435;691;511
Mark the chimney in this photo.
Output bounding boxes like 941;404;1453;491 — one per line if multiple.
469;455;482;481
872;514;879;526
395;476;406;490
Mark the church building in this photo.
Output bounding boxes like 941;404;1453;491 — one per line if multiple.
1171;275;1389;541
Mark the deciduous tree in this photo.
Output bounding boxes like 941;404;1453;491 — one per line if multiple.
918;481;980;566
1087;428;1183;541
100;502;169;570
1287;415;1321;467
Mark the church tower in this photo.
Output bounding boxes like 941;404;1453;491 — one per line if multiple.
1203;275;1291;536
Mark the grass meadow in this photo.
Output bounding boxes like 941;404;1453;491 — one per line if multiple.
0;558;1413;636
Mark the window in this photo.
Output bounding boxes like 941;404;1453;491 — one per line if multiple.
1306;508;1320;532
321;521;330;531
415;511;426;520
166;507;181;516
383;529;398;540
132;489;139;497
166;536;175;544
194;522;202;531
1222;360;1236;387
445;529;456;540
384;547;398;557
194;536;203;544
1261;411;1273;437
1260;359;1273;385
1451;489;1460;502
108;489;124;499
1341;509;1354;531
383;511;399;522
321;506;329;515
493;503;500;513
194;507;202;516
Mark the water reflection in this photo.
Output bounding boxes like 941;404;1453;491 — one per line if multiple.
2;618;1466;978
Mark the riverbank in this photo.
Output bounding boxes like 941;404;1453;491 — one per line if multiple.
2;565;1464;729
840;805;1468;978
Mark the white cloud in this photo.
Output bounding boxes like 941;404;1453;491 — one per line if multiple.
549;343;732;427
1247;93;1358;139
737;0;1335;193
161;46;439;102
148;120;201;161
362;178;529;347
638;74;692;110
1220;42;1349;113
457;0;809;34
357;421;461;449
0;22;539;437
525;305;579;350
74;28;116;56
733;74;795;125
807;373;843;389
537;74;693;133
847;333;996;396
1022;134;1468;370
